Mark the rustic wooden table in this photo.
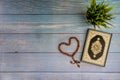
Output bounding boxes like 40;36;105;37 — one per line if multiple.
0;0;120;80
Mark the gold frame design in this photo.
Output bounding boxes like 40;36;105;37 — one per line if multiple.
81;29;112;66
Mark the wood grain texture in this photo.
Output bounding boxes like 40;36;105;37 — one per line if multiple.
0;0;120;79
0;73;120;80
0;52;120;72
0;0;119;14
0;14;119;33
0;33;119;52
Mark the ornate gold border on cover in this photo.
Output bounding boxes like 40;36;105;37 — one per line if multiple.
81;29;112;66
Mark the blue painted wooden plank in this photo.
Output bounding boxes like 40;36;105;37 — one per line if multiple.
0;0;119;14
0;0;86;14
0;34;119;52
0;15;119;33
0;52;120;72
0;73;120;80
0;15;85;23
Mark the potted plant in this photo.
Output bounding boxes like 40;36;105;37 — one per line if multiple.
86;0;114;29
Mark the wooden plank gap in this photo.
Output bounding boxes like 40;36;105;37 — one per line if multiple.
0;71;120;73
0;52;119;54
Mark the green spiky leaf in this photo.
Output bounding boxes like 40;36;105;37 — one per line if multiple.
86;0;115;29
